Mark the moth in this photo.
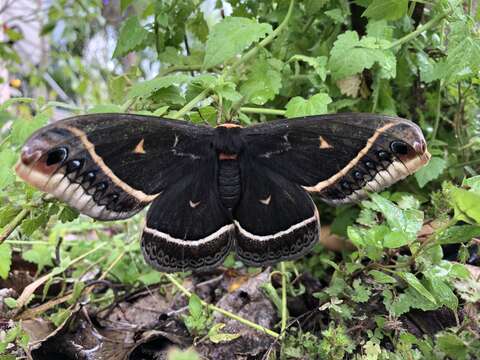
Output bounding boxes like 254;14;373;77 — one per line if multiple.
16;113;430;272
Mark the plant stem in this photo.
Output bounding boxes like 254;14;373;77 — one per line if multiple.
431;20;445;141
280;262;288;336
170;88;211;120
240;107;286;116
387;10;449;50
0;208;29;245
164;273;280;338
225;0;295;76
170;0;295;120
159;64;203;77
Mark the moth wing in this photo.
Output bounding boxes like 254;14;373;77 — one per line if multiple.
141;159;234;273
16;113;214;220
241;113;430;204
234;157;319;266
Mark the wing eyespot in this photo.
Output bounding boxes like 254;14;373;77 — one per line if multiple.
353;171;363;180
95;181;108;193
65;159;84;174
82;170;97;185
377;150;390;161
46;147;68;166
390;140;409;155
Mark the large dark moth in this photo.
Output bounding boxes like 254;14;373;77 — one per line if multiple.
16;113;430;272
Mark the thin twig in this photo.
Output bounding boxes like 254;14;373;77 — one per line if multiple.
280;262;288;337
164;273;280;338
387;10;449;50
0;208;30;245
240;107;286;116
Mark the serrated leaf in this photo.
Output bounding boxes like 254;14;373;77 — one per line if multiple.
437;225;480;245
383;230;410;248
240;58;282;105
203;17;272;68
437;333;468;360
0;149;17;190
414;157;446;188
399;272;436;304
426;277;458;311
285;93;332;118
0;244;12;279
21;213;49;236
450;187;480;223
22;244;54;272
127;74;190;99
328;31;395;80
351;279;371;303
10;112;49;145
369;270;397;284
362;0;409;20
112;16;151;58
370;193;423;242
289;55;328;81
58;206;79;223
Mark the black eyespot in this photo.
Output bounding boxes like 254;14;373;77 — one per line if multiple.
82;171;97;185
65;159;84;174
364;161;376;169
46;147;68;166
354;171;363;179
340;181;353;195
109;193;119;202
377;151;390;161
341;181;351;189
390;140;410;155
96;182;108;192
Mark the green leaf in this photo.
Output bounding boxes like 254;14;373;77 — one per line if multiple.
414;157;446;188
58;206;79;223
22;244;54;272
0;244;12;279
112;16;151;58
4;297;17;309
351;279;371;303
370;193;423;242
450;187;480;223
240;58;282;105
285;93;332;118
369;270;397;284
362;0;409;20
168;349;200;360
127;74;190;99
436;333;468;360
399;272;436;304
208;323;241;343
437;225;480;245
462;175;480;193
0;149;17;190
289;55;328;81
203;17;272;68
383;230;410;248
425;277;458;311
328;31;395;80
10;112;49;145
21;212;49;236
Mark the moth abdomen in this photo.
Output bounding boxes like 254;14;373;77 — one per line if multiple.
218;159;241;211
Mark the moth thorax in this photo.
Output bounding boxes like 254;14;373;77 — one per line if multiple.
218;158;241;212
